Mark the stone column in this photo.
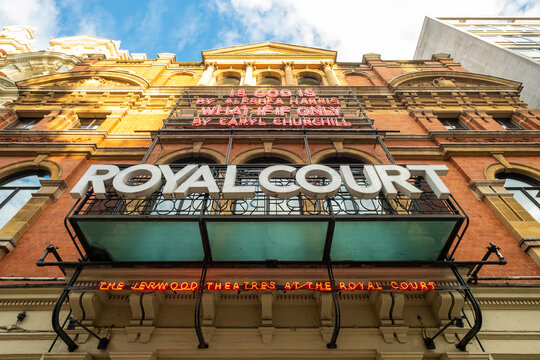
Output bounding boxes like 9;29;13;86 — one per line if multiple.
197;62;217;86
244;61;256;86
321;61;339;86
282;61;295;86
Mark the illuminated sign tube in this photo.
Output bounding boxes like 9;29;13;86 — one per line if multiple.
98;280;437;292
70;164;451;200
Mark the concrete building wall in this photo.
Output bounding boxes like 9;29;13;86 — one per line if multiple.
414;16;540;109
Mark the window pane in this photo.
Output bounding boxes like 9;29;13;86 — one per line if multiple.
72;118;105;130
8;118;41;130
258;77;281;86
504;178;529;187
0;171;50;229
298;77;321;86
0;189;14;205
525;189;540;201
3;173;49;187
439;118;468;130
217;77;240;86
0;189;35;228
494;118;522;130
510;190;540;222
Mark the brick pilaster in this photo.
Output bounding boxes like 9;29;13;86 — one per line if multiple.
409;109;446;132
513;109;540;130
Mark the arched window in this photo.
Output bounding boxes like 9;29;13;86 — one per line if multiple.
237;156;301;215
171;156;217;164
258;76;281;86
165;73;194;86
245;156;290;165
152;156;218;216
217;76;240;86
297;76;321;86
345;73;372;86
319;156;386;215
319;156;365;165
496;173;540;222
0;170;50;229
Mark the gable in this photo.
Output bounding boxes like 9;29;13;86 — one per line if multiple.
389;71;521;90
202;41;336;61
16;70;149;88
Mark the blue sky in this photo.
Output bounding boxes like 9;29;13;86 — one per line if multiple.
1;0;539;61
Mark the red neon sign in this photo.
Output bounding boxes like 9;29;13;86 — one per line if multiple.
191;88;354;129
99;281;436;292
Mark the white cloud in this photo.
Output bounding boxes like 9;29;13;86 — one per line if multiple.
59;1;117;39
139;0;167;46
0;0;59;50
215;0;540;60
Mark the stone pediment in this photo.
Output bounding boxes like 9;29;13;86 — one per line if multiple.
202;41;336;61
50;76;129;88
16;70;149;88
390;71;521;90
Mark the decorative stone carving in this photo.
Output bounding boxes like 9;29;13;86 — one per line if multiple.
47;76;129;88
370;292;393;326
432;77;456;87
0;51;82;81
320;61;339;86
392;71;520;89
282;61;295;86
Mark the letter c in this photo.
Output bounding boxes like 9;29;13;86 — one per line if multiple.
259;165;300;199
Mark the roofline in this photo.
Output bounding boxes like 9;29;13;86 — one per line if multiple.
200;41;337;62
436;16;540;21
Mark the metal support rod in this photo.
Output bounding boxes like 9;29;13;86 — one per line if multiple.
48;309;72;353
69;318;101;340
326;261;341;349
194;262;208;349
303;127;311;164
452;266;482;351
140;91;187;164
377;136;396;164
348;90;397;165
468;242;506;284
63;200;85;259
225;128;234;164
323;199;335;262
68;317;109;349
51;266;82;352
37;245;67;276
448;194;470;259
199;195;212;261
423;316;462;349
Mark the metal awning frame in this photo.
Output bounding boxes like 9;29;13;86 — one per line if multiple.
37;89;507;352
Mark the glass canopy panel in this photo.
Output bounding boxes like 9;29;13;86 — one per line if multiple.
330;220;458;261
76;220;204;262
206;221;327;261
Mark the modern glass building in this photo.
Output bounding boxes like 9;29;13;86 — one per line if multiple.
415;17;540;109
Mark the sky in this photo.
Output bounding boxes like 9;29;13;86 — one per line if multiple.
0;0;539;62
